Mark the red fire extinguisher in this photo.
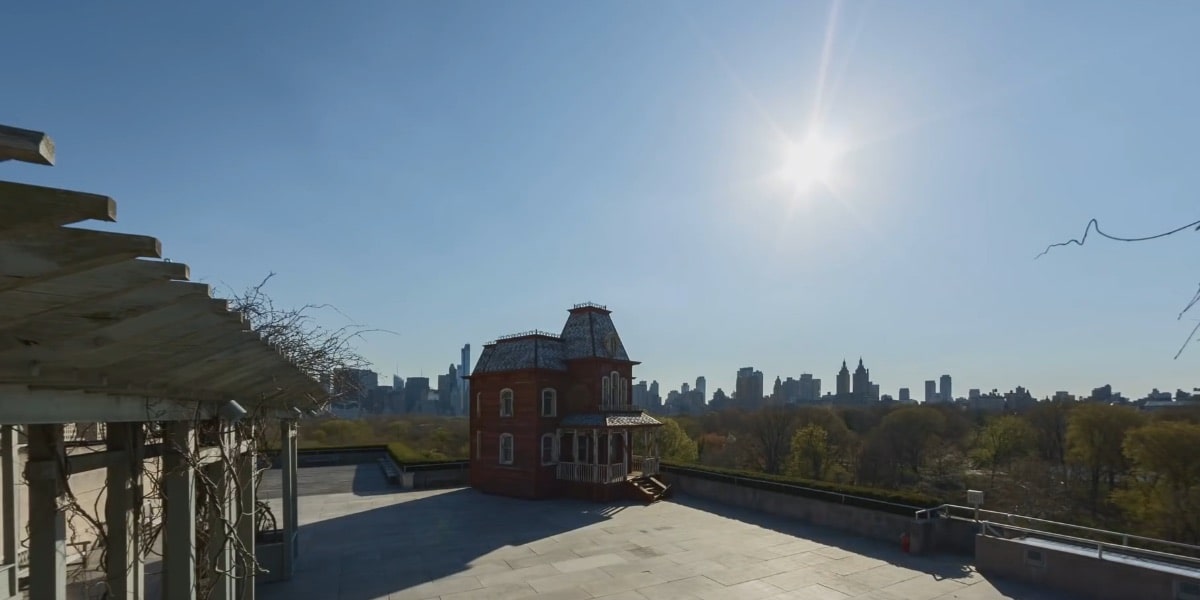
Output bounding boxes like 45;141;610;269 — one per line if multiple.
900;532;911;553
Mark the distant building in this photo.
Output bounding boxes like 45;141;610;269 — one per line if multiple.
1006;386;1037;412
735;367;764;409
939;375;952;403
924;380;937;403
1091;384;1113;403
799;374;820;402
969;389;981;402
460;344;472;415
695;377;706;403
898;387;910;403
404;377;430;413
1053;391;1075;402
438;364;460;415
836;362;851;396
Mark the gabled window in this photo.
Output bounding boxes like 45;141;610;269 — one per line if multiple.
541;388;557;417
500;389;514;417
541;433;557;465
499;433;514;465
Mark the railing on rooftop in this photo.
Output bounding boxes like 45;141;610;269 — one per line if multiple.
572;302;608;310
917;504;1200;567
491;330;561;343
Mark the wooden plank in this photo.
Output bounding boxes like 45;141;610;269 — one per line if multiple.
0;181;114;234
0;286;216;360
0;228;161;293
0;261;190;328
0;125;54;166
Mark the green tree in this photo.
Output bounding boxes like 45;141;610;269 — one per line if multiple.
657;418;699;463
787;423;832;480
1066;403;1144;515
746;407;796;475
972;415;1035;486
1113;421;1200;543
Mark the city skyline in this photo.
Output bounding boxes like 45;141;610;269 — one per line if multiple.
7;3;1198;399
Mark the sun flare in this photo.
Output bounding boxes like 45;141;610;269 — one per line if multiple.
780;135;843;192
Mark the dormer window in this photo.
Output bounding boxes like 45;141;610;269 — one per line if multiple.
500;389;514;417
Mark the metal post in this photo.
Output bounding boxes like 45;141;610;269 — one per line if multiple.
236;424;257;600
163;420;197;600
1;426;19;599
105;422;145;599
27;424;66;600
280;418;296;578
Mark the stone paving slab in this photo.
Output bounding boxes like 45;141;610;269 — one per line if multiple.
257;465;1075;600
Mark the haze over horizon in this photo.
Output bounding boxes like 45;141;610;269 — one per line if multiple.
5;2;1198;399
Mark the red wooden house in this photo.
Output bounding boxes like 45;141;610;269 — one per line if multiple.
466;303;667;502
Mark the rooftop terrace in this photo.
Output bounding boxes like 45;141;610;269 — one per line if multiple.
259;465;1069;600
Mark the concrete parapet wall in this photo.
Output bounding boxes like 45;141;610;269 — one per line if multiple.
976;534;1199;600
667;471;926;549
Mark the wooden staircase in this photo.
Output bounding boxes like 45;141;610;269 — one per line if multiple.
629;475;670;503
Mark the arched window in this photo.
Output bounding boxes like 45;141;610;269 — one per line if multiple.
540;433;557;465
608;372;620;407
602;377;611;405
541;388;557;417
499;389;514;417
499;433;514;465
619;377;628;406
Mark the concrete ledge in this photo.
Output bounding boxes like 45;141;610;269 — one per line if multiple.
976;534;1200;600
667;470;932;551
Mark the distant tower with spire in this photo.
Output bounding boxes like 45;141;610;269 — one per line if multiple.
836;360;851;396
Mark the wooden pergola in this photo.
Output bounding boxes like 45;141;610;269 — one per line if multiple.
0;124;325;599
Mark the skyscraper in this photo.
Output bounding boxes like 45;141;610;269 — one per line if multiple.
925;380;937;403
695;376;706;403
899;387;910;403
852;358;870;398
939;374;952;402
836;361;850;396
460;343;471;415
736;367;764;409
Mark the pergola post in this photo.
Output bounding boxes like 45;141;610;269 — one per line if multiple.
236;424;257;600
163;420;197;600
591;429;599;483
27;424;66;600
205;425;235;600
1;426;19;599
105;422;145;600
279;417;298;578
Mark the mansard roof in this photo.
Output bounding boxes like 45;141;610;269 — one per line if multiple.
471;332;565;375
470;303;637;376
560;303;633;363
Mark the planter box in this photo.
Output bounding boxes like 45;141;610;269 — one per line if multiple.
255;530;287;583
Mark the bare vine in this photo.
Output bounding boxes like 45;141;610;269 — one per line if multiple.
1038;217;1200;358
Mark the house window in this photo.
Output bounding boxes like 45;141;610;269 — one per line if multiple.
500;389;514;417
577;434;589;463
541;389;557;417
475;431;481;459
541;433;557;465
619;377;628;406
602;377;611;404
609;372;620;405
499;433;514;465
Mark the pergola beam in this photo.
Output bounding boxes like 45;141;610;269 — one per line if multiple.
0;228;161;293
0;125;54;166
0;386;218;424
0;180;113;234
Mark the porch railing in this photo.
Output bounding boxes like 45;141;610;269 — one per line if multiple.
633;455;659;476
557;462;626;483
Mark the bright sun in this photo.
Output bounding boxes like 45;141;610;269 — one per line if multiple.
780;135;843;192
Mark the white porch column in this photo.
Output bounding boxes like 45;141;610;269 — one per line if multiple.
1;426;19;599
105;422;145;600
591;429;599;483
236;424;257;600
205;425;235;600
27;424;66;600
280;418;297;579
163;420;197;600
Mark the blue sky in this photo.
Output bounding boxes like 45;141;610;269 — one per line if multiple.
6;2;1199;399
